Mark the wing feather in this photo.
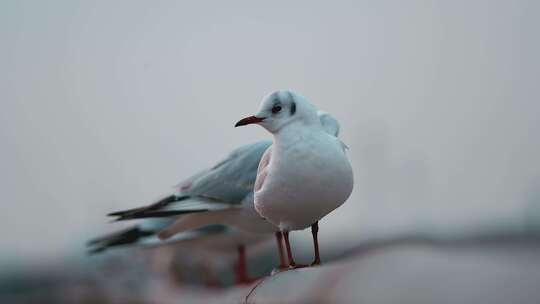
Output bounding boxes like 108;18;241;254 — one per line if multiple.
179;140;271;204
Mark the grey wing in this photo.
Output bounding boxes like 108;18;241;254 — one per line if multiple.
177;140;272;204
109;141;271;221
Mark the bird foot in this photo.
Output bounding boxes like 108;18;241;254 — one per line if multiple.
288;263;309;270
310;259;321;267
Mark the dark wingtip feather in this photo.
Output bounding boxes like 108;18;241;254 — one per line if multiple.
107;210;127;217
87;246;106;255
114;209;209;221
107;195;189;217
86;226;155;254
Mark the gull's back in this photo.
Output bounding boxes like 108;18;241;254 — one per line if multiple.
177;140;272;204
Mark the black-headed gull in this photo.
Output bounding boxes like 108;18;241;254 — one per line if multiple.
108;110;341;270
235;90;354;268
87;220;271;284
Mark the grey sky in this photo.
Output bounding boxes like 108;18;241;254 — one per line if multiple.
1;0;539;262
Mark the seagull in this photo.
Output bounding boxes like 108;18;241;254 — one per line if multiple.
107;142;283;273
87;220;271;285
235;90;354;268
107;110;342;272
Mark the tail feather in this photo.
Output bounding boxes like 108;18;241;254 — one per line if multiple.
114;208;209;221
86;226;154;254
157;209;238;240
107;195;189;218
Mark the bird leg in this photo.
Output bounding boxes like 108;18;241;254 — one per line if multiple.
310;221;321;266
235;244;258;285
275;231;287;270
283;231;308;269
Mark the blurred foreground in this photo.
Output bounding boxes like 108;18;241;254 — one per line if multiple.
2;227;539;304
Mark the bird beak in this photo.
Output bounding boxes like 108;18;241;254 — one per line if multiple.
235;116;265;127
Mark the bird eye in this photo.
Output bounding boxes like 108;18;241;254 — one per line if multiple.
271;105;282;114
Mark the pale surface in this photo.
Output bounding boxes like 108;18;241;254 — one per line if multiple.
2;234;539;303
132;237;540;304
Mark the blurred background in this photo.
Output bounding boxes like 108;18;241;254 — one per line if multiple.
1;0;539;303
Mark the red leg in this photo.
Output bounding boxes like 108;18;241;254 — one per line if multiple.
234;244;248;284
275;231;287;269
283;231;307;269
311;222;321;266
234;244;259;285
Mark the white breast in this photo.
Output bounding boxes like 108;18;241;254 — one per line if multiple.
254;132;354;231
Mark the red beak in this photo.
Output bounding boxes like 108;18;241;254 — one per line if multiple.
235;116;265;127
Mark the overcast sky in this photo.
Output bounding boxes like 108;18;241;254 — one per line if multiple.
1;0;539;263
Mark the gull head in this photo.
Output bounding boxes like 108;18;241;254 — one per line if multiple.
235;90;320;133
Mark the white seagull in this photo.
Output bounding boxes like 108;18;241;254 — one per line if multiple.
87;221;271;284
235;90;354;268
106;110;342;270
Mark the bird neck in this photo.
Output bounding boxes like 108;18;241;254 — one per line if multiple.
272;120;322;148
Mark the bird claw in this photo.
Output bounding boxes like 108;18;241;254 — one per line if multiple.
310;259;321;267
288;263;309;270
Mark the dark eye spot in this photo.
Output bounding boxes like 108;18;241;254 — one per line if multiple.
271;105;282;114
